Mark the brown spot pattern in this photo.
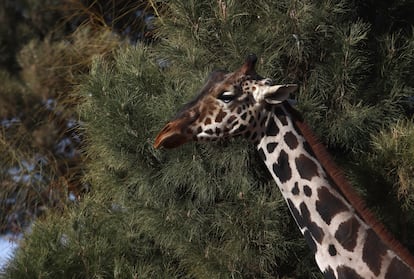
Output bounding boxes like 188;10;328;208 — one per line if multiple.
334;217;360;252
240;112;247;120
287;199;323;251
328;244;337;256
303;185;312;197
266;142;278;153
337;266;364;279
362;229;388;276
295;154;319;181
323;267;336;279
272;150;291;183
291;182;300;195
300;202;325;244
215;110;227;122
227;115;237;124
266;117;279;136
385;258;414;279
315;187;348;225
284;131;299;149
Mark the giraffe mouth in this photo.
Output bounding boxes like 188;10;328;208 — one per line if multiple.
154;121;191;149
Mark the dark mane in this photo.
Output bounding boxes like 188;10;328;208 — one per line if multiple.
284;103;414;268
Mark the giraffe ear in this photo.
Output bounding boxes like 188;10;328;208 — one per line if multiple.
264;84;298;104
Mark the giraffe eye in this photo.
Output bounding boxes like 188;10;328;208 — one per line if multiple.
218;91;236;103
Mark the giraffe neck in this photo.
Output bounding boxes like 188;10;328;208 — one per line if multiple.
254;103;414;279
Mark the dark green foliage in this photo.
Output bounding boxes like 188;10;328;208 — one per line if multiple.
372;121;414;200
0;0;66;73
2;0;414;278
370;120;414;211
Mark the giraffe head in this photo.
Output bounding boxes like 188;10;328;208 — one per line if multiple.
154;54;298;148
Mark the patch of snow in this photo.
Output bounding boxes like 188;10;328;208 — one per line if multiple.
55;137;76;158
21;160;35;172
68;192;77;202
43;98;56;110
7;166;20;176
66;119;76;129
1;117;20;128
0;234;20;270
7;155;48;184
60;234;69;247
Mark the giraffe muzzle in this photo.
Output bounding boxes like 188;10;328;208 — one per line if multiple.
154;121;192;149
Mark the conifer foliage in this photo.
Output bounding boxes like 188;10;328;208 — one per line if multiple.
2;0;414;278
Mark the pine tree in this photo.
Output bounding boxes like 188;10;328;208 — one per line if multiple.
2;0;414;278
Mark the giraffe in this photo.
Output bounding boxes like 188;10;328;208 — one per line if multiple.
154;54;414;278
